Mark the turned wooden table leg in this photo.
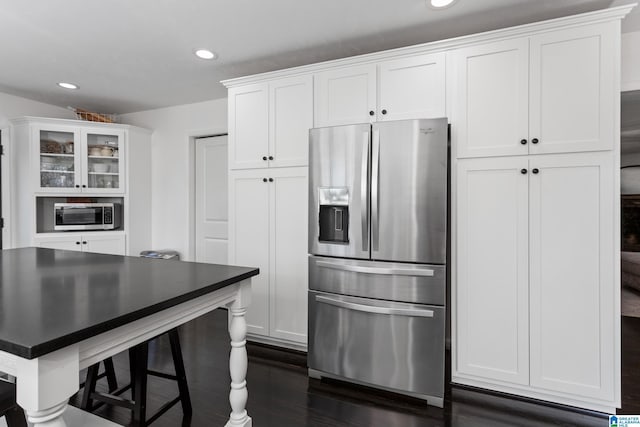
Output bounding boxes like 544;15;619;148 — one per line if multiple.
15;346;79;427
226;280;252;427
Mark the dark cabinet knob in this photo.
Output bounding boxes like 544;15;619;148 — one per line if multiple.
369;111;374;116
381;109;387;115
76;241;80;245
75;185;80;188
520;169;527;174
262;156;267;161
262;178;267;182
268;156;273;160
532;138;539;144
269;178;274;182
82;184;87;188
82;241;87;244
532;168;539;174
520;139;527;145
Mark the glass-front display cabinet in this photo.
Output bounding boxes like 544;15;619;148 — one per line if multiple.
35;125;124;194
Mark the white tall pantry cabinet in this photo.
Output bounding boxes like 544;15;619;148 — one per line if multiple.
227;76;312;348
223;4;632;412
452;19;621;413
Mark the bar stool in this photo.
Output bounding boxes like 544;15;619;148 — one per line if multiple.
80;328;192;426
0;380;27;427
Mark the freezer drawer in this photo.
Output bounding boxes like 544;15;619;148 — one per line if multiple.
309;255;445;305
308;291;445;403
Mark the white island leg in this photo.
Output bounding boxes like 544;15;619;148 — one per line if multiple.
15;346;79;427
226;280;252;427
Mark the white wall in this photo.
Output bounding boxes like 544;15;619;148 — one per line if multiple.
623;31;640;92
0;92;75;127
119;98;227;260
0;91;76;247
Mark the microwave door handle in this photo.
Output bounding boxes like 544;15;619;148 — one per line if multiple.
361;131;370;252
371;129;380;252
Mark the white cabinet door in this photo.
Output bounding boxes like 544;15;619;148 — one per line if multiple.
529;23;615;154
34;235;82;251
269;167;308;344
455;157;529;385
314;64;377;126
529;152;615;400
229;169;271;335
33;125;82;193
453;38;529;158
269;76;313;167
377;52;446;121
83;234;126;255
81;128;125;194
229;83;269;170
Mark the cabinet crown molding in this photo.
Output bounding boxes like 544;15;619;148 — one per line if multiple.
221;4;636;89
10;116;152;135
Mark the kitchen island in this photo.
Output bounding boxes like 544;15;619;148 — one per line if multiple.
0;247;258;427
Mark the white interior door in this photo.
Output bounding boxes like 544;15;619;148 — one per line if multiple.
195;135;229;264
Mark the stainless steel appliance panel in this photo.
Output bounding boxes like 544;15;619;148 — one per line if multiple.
309;255;445;305
309;124;371;259
371;118;448;264
308;290;445;401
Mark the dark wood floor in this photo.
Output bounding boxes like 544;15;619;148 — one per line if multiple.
70;310;640;426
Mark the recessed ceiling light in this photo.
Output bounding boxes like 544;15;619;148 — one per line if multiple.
57;82;78;90
428;0;458;9
195;49;217;60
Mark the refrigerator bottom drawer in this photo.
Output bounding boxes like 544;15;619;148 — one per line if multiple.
308;291;445;401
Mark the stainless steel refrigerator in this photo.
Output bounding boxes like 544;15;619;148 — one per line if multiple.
307;118;448;407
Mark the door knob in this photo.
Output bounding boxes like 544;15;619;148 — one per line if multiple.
520;169;527;174
381;109;387;115
532;168;539;174
269;178;274;182
369;111;374;116
262;156;267;161
532;138;539;144
76;241;81;245
263;178;267;182
268;156;273;160
520;139;527;145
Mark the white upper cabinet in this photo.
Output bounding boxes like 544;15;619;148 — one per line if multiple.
314;64;377;127
455;22;616;158
31;123;124;194
314;52;446;126
229;77;312;170
228;83;269;169
377;53;446;121
269;76;313;168
529;23;615;154
453;39;529;158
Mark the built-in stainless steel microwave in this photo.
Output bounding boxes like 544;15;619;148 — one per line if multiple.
54;203;121;231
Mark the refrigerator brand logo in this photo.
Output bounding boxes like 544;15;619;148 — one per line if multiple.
420;128;435;134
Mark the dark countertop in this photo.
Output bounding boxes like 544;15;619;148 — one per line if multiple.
0;247;259;359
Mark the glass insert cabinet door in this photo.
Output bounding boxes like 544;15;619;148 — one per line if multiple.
83;131;123;191
39;129;78;189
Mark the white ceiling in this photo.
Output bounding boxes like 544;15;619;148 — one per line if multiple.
0;0;638;114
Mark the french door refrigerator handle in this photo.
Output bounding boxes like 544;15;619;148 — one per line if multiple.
315;295;435;318
371;129;380;251
316;260;435;277
361;131;370;252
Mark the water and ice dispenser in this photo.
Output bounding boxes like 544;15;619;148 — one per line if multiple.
318;188;349;244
